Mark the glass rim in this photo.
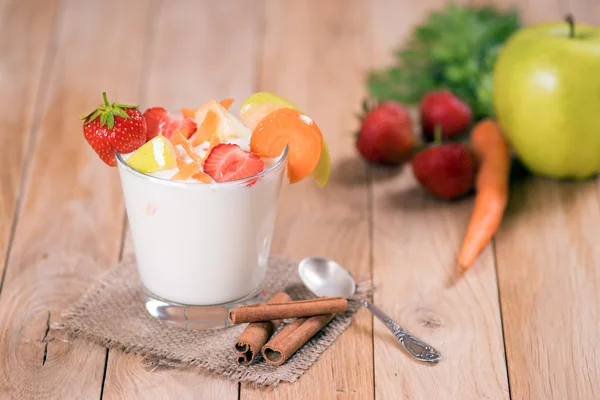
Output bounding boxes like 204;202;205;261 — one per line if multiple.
115;145;288;188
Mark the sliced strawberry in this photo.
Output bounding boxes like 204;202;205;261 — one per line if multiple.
203;143;264;183
143;107;197;140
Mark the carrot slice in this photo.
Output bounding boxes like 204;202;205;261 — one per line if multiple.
192;170;213;183
181;107;196;119
201;135;221;166
191;110;220;147
250;108;322;183
171;159;199;181
170;130;203;164
220;98;234;110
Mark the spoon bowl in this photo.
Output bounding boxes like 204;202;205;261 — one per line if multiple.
298;257;356;298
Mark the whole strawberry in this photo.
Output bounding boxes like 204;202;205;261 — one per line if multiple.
420;90;472;140
356;101;416;165
412;143;476;200
81;92;147;166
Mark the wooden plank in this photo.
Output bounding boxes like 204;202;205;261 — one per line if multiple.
100;0;264;398
369;1;510;399
0;0;58;289
494;1;600;399
496;180;600;400
242;0;374;398
565;0;600;25
0;0;151;398
103;232;239;400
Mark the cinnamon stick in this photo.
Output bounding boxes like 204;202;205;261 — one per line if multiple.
228;297;347;324
261;313;336;366
234;292;292;366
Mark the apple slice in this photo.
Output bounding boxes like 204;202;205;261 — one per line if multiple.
126;135;177;173
250;108;323;184
310;140;331;187
240;92;300;129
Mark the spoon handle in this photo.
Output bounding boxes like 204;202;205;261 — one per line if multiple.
356;299;442;363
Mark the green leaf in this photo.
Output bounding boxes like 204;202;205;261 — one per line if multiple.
106;112;115;130
112;107;130;119
114;102;138;109
365;3;521;121
100;112;108;127
81;109;101;124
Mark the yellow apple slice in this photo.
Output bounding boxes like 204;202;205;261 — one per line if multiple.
240;92;300;129
126;135;177;173
310;140;331;187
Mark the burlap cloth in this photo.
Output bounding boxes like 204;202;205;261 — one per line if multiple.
56;255;370;386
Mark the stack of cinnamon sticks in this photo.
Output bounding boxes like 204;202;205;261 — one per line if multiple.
231;292;348;366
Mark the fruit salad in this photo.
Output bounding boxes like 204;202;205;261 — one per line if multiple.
81;92;329;312
83;92;330;187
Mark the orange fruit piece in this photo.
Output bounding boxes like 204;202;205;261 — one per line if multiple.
170;130;203;164
220;98;234;110
191;110;219;146
250;108;322;183
171;159;199;181
181;107;196;119
192;170;213;183
201;134;221;166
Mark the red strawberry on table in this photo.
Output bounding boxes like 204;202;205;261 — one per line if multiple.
203;143;264;184
420;90;472;140
356;101;416;165
412;143;476;200
143;107;197;141
81;92;147;166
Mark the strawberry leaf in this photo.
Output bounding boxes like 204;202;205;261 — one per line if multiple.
114;102;138;109
113;108;129;119
106;112;115;130
100;112;108;127
81;109;101;124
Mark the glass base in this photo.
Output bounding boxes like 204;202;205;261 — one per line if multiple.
143;285;264;330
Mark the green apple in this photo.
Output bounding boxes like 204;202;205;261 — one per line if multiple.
494;18;600;179
126;135;177;173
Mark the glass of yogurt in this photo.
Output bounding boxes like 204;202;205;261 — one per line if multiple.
116;147;287;329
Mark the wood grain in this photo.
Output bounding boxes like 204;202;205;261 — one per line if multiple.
100;0;263;399
496;179;600;400
243;0;375;398
0;0;150;398
490;1;600;399
2;1;600;399
0;0;58;290
369;1;509;399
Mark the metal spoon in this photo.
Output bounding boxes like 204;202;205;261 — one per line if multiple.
298;256;442;363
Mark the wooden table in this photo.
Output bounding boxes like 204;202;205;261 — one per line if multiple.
1;0;599;398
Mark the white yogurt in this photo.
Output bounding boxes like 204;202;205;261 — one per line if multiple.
116;147;286;305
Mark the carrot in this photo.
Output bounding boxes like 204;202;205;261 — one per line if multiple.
170;130;203;164
458;119;510;271
220;98;234;110
191;110;219;146
201;135;221;166
171;159;199;181
181;107;196;119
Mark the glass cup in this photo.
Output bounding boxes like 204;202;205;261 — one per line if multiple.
116;147;287;329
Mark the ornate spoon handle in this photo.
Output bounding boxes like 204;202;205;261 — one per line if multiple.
356;298;442;363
